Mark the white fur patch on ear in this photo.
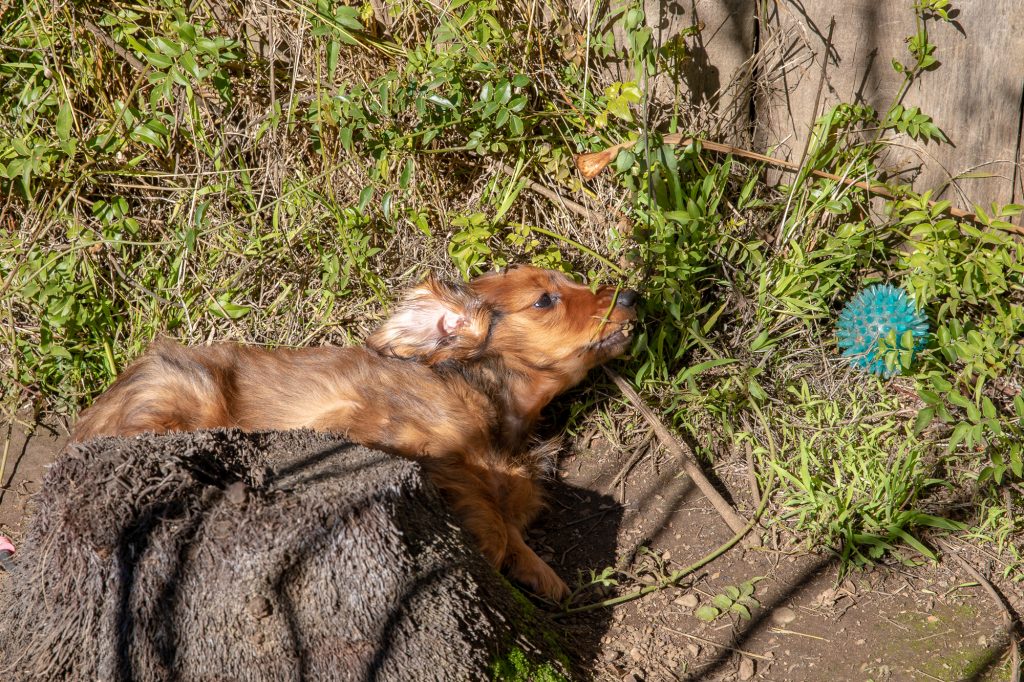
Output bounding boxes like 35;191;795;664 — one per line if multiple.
366;277;490;364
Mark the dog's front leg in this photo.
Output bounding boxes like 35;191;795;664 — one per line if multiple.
422;458;568;602
503;525;569;601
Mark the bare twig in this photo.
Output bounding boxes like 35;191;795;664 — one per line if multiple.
661;626;774;661
560;461;776;615
80;17;146;73
603;368;750;537
0;421;11;502
607;431;654;492
492;160;619;227
80;17;223;119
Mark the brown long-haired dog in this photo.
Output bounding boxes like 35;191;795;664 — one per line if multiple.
72;266;638;600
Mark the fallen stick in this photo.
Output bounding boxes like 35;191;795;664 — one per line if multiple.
560;458;775;615
575;133;1024;236
603;368;752;540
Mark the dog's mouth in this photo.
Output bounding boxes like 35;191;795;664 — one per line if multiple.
591;320;635;354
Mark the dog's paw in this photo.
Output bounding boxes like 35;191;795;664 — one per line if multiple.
511;556;570;602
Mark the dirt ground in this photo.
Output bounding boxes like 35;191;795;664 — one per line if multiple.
0;415;1019;681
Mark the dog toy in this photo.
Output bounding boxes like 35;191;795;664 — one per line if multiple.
837;284;929;378
0;535;15;572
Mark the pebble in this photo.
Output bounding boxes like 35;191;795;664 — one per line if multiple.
686;643;701;657
674;593;699;609
622;670;645;682
771;606;797;625
603;649;622;662
855;639;866;645
738;656;756;680
629;647;643;662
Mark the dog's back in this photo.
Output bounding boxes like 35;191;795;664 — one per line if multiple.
71;339;496;458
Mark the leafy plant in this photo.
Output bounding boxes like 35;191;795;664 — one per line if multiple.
695;578;762;622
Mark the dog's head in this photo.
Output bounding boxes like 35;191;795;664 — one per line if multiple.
368;266;638;386
469;266;638;382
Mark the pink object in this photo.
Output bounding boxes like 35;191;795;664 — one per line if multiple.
0;535;14;556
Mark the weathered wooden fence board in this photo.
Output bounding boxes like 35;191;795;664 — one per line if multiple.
641;0;1024;212
754;0;1024;212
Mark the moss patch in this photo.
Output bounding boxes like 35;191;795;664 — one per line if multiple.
491;646;569;682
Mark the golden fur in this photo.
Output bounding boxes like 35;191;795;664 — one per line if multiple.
72;266;638;600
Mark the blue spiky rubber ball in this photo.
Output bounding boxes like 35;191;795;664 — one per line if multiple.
837;284;929;378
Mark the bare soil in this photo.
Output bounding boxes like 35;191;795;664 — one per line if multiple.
0;416;1018;681
538;439;1019;681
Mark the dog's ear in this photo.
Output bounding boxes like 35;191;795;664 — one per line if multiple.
366;277;491;364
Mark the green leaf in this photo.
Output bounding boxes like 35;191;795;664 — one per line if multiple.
56;105;72;141
399;158;414;190
177;22;197;45
150;36;182;57
981;397;996;420
695;605;720;622
748;379;767;402
913;408;935;436
615;150;635;173
887;525;937;560
179;51;202;79
333;6;364;30
427;94;454;109
208;298;250;319
731;603;752;620
142;50;174;69
357;185;374;212
947;392;972;410
131;121;165;148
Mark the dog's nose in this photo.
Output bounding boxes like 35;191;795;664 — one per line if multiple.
616;289;640;308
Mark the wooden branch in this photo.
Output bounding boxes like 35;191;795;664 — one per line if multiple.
492;160;614;226
575;133;1024;237
603;368;753;540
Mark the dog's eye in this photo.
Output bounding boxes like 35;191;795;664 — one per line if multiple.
533;293;554;309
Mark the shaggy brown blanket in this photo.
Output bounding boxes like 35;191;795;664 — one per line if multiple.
0;429;567;680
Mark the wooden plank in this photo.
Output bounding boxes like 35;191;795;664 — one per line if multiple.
600;0;756;142
755;1;1024;213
